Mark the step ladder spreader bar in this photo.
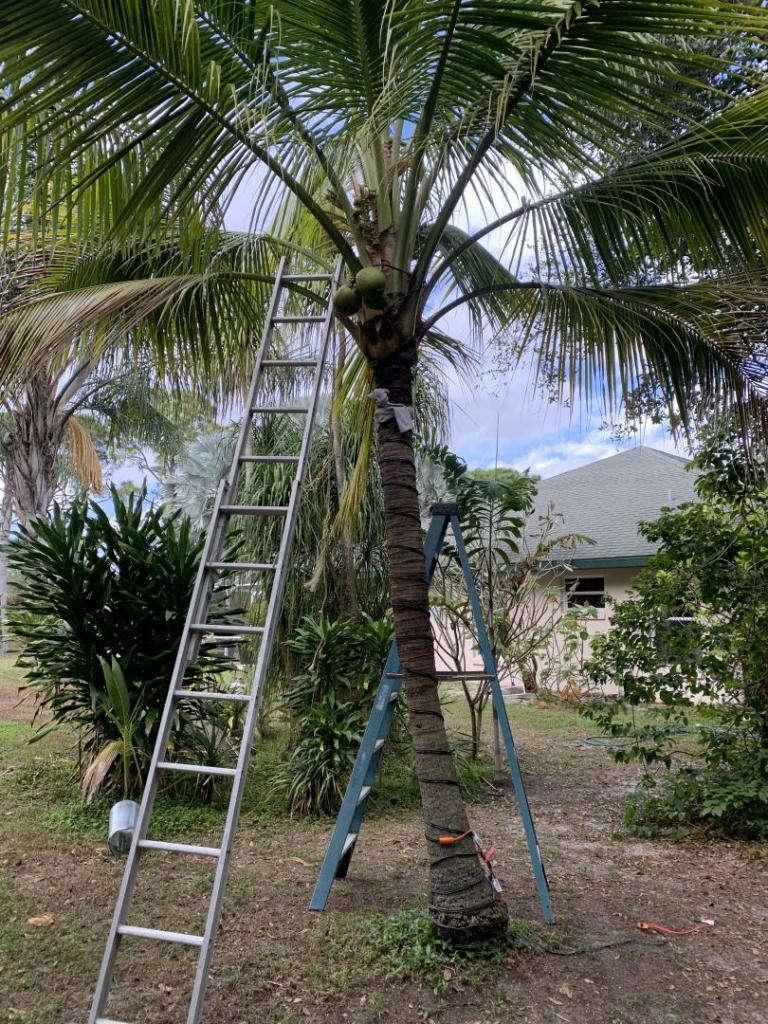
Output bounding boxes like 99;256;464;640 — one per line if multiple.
88;257;342;1024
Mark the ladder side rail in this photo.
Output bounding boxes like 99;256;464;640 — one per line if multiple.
186;258;342;1023
88;479;229;1024
449;513;555;924
422;512;452;587
334;671;402;881
309;646;402;909
225;256;288;503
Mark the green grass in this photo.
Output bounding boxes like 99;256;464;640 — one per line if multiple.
328;904;557;995
0;651;602;845
0;721;33;755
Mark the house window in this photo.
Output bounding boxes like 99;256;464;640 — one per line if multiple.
565;576;605;611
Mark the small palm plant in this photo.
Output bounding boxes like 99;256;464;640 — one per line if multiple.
83;657;148;803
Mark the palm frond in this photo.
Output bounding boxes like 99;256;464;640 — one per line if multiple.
66;416;103;492
423;274;768;429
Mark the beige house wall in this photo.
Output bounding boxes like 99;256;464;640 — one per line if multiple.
433;565;642;694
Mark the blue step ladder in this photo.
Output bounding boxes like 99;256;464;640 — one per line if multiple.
310;502;555;924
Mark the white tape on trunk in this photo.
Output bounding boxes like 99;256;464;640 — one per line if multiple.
370;388;414;433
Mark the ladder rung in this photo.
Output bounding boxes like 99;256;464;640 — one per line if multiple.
357;785;372;805
139;840;221;858
261;359;318;368
374;739;385;752
189;623;264;636
96;1018;132;1024
282;273;333;282
342;833;358;857
251;406;309;415
272;315;326;324
220;504;289;516
207;561;276;571
239;454;300;464
175;689;252;703
117;924;204;947
157;762;237;777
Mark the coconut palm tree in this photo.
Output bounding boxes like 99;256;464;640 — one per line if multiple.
3;0;768;944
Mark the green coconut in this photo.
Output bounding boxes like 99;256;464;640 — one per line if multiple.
333;285;362;316
355;266;387;300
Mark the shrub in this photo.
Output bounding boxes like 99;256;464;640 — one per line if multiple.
583;425;768;839
272;613;394;814
9;486;238;799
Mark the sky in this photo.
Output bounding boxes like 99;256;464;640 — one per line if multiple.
446;370;683;478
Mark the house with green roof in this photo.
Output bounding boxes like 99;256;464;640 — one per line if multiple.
435;446;699;694
523;445;698;693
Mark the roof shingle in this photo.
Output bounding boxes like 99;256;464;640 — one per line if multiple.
529;446;698;565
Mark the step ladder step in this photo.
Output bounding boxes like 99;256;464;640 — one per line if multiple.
283;273;333;282
261;359;318;368
342;832;358;857
389;691;399;703
250;406;309;415
272;315;326;324
96;1018;132;1024
117;924;204;947
357;785;372;805
175;689;252;703
374;739;385;752
157;762;237;777
206;561;276;572
219;504;289;516
239;454;300;464
139;839;221;858
189;623;264;635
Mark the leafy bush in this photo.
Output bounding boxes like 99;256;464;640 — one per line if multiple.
9;486;237;799
273;613;394;814
583;426;768;839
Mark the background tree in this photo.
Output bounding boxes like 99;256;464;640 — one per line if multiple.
3;0;768;944
584;423;768;839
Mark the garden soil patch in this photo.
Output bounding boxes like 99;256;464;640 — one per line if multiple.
1;694;766;1024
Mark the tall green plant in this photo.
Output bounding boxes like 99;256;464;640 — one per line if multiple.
273;614;394;814
82;657;148;802
8;486;238;795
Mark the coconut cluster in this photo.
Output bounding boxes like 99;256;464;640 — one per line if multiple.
333;267;387;318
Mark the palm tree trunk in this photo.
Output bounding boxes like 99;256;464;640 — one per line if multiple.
371;346;508;946
8;376;62;524
0;483;13;654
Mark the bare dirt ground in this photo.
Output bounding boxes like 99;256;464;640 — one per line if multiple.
1;660;767;1024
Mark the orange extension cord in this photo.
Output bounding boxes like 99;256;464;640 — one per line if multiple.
636;920;714;937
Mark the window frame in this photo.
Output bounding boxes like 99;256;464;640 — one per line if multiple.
564;575;606;617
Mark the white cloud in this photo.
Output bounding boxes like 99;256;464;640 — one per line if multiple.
448;376;688;478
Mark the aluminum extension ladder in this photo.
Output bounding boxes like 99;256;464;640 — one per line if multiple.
310;502;555;924
88;257;342;1024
